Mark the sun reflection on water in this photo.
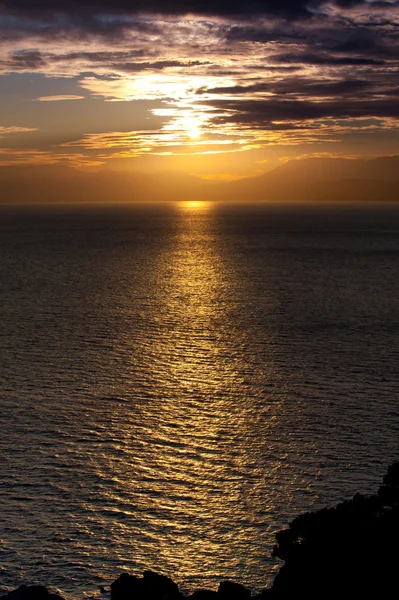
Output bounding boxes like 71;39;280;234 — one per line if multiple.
178;200;212;211
82;203;285;593
120;202;278;588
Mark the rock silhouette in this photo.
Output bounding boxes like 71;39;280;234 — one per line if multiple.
269;460;399;598
217;582;251;600
0;586;64;600
111;571;181;600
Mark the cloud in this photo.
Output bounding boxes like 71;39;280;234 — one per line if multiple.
1;0;398;18
6;50;47;69
207;98;399;126
0;1;324;20
199;78;384;98
0;0;398;168
36;95;85;101
0;126;37;136
0;0;396;47
0;147;103;167
79;73;236;101
270;52;386;66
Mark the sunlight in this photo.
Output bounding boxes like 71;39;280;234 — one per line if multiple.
182;116;201;139
179;200;210;210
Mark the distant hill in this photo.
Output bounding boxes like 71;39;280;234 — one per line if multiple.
208;155;399;202
0;155;398;204
258;155;399;183
0;165;213;204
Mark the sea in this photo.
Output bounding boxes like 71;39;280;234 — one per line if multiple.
0;201;398;598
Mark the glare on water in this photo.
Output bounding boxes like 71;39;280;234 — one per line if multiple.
0;202;398;598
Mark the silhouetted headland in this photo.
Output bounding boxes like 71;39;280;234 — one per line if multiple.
2;462;398;600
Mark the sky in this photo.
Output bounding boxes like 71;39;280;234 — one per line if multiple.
0;0;398;179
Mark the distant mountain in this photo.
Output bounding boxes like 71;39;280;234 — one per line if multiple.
206;155;399;202
0;165;213;204
0;155;398;204
257;155;399;183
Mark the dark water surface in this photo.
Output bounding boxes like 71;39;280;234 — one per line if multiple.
1;202;398;597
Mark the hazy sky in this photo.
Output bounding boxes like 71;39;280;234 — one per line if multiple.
1;0;398;178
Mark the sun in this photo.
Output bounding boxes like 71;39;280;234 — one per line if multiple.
179;200;210;210
182;116;201;140
188;127;201;140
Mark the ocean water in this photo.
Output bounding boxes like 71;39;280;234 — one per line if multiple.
0;201;398;598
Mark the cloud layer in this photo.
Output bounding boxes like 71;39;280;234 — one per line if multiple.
0;0;398;173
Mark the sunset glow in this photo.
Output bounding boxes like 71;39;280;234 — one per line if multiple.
1;2;399;597
0;0;398;182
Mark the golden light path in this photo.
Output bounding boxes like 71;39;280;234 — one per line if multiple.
83;202;305;594
141;201;262;582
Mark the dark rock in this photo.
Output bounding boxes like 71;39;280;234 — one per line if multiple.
0;586;64;600
142;571;179;598
111;574;141;600
111;572;180;600
270;461;399;598
1;586;28;600
218;582;251;600
251;591;273;600
189;591;219;600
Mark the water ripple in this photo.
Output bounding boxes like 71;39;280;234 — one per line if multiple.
0;202;398;597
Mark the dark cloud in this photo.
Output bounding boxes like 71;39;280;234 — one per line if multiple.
335;0;394;6
53;50;150;62
223;23;310;45
48;49;208;71
333;36;380;53
7;50;47;70
223;19;399;62
207;97;399;126
334;0;366;5
2;0;397;20
110;60;210;72
332;38;399;61
277;78;377;96
270;52;386;66
1;0;314;19
1;0;398;52
202;78;377;97
0;11;161;42
1;47;209;73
